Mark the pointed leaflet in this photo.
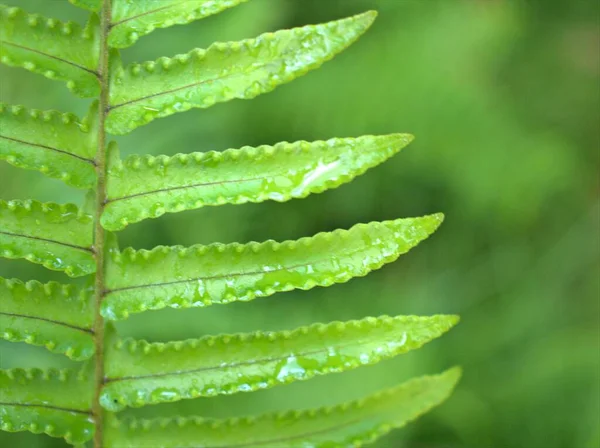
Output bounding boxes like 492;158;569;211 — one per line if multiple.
0;6;100;97
105;368;460;448
101;315;458;411
0;278;94;360
68;0;100;12
0;102;98;189
102;215;443;321
109;0;250;49
0;368;94;445
102;134;413;231
0;200;95;277
106;11;377;135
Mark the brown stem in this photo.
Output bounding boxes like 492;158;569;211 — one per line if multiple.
92;1;112;447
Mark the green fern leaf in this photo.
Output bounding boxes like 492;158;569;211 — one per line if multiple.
0;368;94;445
0;277;94;360
0;102;98;189
109;0;249;49
102;215;442;321
105;11;377;135
104;367;460;448
68;0;101;12
101;134;413;231
0;200;95;277
100;315;458;411
0;5;100;97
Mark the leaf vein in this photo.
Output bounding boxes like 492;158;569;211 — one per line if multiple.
0;41;99;77
0;135;96;165
0;230;94;254
105;176;264;204
0;312;93;334
0;402;92;415
106;338;372;383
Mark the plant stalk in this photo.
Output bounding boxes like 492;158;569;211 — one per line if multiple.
92;1;111;447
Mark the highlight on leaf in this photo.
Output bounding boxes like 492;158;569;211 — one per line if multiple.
0;102;98;189
105;11;377;135
109;0;250;49
100;315;458;411
104;367;461;448
0;199;95;277
0;2;460;447
0;5;101;97
102;214;443;321
102;134;413;231
0;277;95;360
0;368;94;445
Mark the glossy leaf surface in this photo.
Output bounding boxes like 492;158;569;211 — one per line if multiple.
106;11;377;135
102;134;413;231
0;6;100;97
109;0;249;48
104;368;460;448
0;200;95;277
102;215;442;321
0;277;94;360
101;315;458;411
0;102;98;189
0;368;94;445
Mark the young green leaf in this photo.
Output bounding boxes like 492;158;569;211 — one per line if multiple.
102;134;413;231
102;215;443;321
0;277;95;360
104;367;460;448
0;368;94;445
106;11;377;135
0;200;95;277
0;6;100;97
100;314;458;411
109;0;250;49
0;102;98;189
68;0;101;12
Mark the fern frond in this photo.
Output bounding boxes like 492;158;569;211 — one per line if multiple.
104;368;460;448
102;134;413;231
102;215;442;321
109;0;249;49
105;11;377;135
0;6;100;97
0;102;98;188
100;315;458;411
0;368;94;445
68;0;100;12
0;200;95;277
0;277;94;360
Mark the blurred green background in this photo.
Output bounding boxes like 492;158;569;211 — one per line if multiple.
1;0;599;447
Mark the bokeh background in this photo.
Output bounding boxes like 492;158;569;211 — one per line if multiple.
1;0;599;447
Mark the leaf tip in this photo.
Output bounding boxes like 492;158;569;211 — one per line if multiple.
441;365;463;388
360;10;379;25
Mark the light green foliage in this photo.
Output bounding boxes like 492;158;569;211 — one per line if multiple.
0;5;100;97
0;368;94;445
68;0;100;12
109;0;250;49
105;12;376;135
104;368;461;448
101;315;458;412
0;1;459;447
0;278;95;360
0;102;98;189
0;200;95;277
102;215;442;320
102;134;413;230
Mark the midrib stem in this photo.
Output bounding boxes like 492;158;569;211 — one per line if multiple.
92;1;112;447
